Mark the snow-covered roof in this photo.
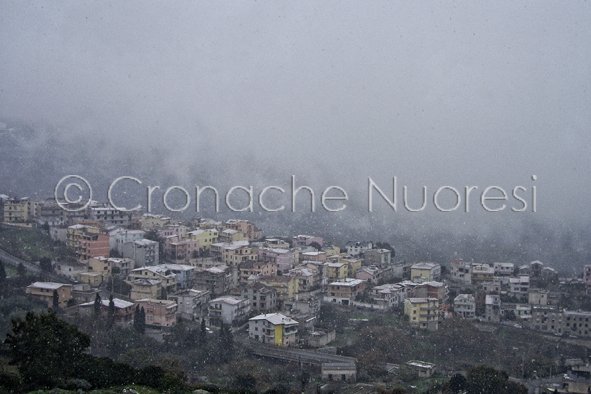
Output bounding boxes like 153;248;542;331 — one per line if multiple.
406;297;437;304
325;262;345;268
210;296;246;305
80;298;134;309
213;240;249;250
329;278;365;287
419;281;445;288
509;276;530;284
205;265;228;274
454;294;475;303
134;239;158;246
249;313;298;325
136;299;177;308
302;251;324;256
128;278;161;286
289;268;315;277
27;281;70;290
411;262;440;270
131;265;174;276
493;262;514;267
160;263;194;272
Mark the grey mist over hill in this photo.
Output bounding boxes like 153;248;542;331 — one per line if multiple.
1;2;591;272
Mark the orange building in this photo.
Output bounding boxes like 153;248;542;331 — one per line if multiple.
67;224;110;260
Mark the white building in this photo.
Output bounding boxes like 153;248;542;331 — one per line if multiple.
371;283;406;307
208;296;251;326
509;276;530;301
528;289;549;305
470;263;495;283
493;262;515;276
109;228;145;254
170;289;210;321
454;294;476;319
485;294;501;323
122;239;159;266
248;313;299;346
89;205;133;227
450;259;471;284
345;241;373;257
364;248;392;267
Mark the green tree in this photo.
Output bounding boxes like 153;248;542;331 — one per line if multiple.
39;257;52;272
52;289;59;311
139;307;146;333
309;241;322;251
447;373;467;393
16;262;26;277
0;259;6;281
133;305;140;331
505;310;517;321
232;374;257;393
217;322;234;362
466;365;527;394
133;305;146;334
199;318;207;346
300;370;310;392
4;311;91;387
93;293;102;317
108;294;115;327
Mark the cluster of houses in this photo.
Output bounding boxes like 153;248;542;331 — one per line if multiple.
449;259;591;339
6;195;591;349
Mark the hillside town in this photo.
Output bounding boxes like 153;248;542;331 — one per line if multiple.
1;194;591;393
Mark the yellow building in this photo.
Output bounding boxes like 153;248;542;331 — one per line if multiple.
88;256;112;275
218;241;257;267
248;313;299;346
127;278;163;300
225;219;263;241
128;266;176;294
259;275;299;302
410;262;441;283
188;228;219;249
324;262;348;280
342;258;362;275
139;213;171;230
239;260;277;282
219;228;246;243
322;245;341;258
26;282;73;308
78;272;104;287
404;297;439;331
2;198;39;223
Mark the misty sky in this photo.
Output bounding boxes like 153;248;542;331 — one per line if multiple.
1;1;590;222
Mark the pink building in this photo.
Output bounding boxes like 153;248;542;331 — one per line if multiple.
258;247;297;273
135;299;178;327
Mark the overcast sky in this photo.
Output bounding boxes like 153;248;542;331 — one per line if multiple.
1;1;590;223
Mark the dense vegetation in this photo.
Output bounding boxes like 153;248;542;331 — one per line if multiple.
1;311;201;392
0;225;76;263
